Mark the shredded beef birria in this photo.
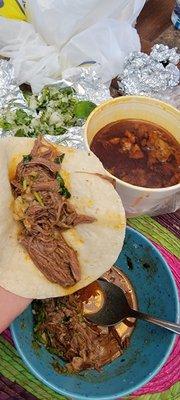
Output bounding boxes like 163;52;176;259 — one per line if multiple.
33;293;129;372
10;137;95;287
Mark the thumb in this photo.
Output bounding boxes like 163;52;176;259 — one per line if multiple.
0;286;32;334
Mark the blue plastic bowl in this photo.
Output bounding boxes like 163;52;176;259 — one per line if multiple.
11;227;179;400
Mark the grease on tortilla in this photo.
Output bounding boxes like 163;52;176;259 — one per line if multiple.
97;211;126;230
8;154;23;180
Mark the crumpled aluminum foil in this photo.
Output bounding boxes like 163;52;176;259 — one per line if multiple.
0;60;109;147
62;64;110;104
0;60;27;111
118;44;180;107
0;59;36;138
45;127;85;150
150;44;180;65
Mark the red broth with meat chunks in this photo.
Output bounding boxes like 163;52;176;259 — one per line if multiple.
90;119;180;188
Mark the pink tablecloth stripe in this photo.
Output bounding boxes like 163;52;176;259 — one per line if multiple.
133;242;180;396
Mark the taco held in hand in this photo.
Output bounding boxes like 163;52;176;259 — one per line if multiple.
0;137;125;298
11;137;95;288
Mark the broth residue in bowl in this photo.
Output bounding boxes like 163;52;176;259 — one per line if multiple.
90;119;180;188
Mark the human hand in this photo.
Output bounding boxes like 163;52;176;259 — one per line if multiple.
0;286;32;333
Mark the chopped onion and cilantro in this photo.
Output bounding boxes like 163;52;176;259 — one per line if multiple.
0;86;96;137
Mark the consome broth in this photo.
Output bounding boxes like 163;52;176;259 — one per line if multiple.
90;119;180;188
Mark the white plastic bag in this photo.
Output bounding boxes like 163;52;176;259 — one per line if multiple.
0;18;62;93
26;0;145;50
0;0;146;92
59;19;141;82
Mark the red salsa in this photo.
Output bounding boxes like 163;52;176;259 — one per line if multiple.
90;119;180;188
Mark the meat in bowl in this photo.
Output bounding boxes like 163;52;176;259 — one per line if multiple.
32;267;136;372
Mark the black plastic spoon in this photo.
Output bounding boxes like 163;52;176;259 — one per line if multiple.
86;279;180;334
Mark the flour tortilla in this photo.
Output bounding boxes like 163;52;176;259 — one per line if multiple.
0;137;126;298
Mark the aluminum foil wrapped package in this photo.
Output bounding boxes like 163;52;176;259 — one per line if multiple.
150;44;180;65
62;64;110;104
118;44;180;108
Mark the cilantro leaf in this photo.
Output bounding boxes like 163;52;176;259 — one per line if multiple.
15;109;33;126
0;117;12;131
56;172;71;199
23;154;32;164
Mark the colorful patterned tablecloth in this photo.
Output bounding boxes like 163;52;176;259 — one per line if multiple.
0;212;179;400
